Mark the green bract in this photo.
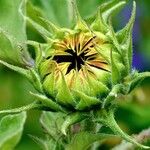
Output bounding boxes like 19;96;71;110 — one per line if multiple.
0;0;150;149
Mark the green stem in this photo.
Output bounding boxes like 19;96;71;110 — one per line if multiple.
96;109;150;149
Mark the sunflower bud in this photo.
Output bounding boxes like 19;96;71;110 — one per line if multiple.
0;0;136;111
34;0;133;110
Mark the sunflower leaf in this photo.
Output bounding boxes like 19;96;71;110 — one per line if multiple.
0;112;26;150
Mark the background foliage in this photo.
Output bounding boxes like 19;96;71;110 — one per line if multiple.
0;0;150;149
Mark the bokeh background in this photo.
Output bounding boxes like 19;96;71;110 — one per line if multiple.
0;0;150;149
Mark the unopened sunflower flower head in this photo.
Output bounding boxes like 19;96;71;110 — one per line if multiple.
32;0;134;111
0;0;136;111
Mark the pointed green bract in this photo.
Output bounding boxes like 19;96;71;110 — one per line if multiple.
117;1;136;72
43;72;55;97
101;0;126;24
26;17;51;40
111;50;121;85
0;59;31;80
39;17;61;34
30;92;65;112
72;0;89;31
74;90;101;110
86;71;110;97
116;1;136;44
56;72;75;106
29;69;43;92
27;40;43;68
127;72;150;94
90;7;107;33
0;102;40;115
26;1;47;30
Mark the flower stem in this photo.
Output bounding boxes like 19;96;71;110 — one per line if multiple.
96;109;150;149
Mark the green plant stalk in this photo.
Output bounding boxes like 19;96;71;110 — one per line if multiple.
95;109;150;149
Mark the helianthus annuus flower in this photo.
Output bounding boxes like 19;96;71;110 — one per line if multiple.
37;1;126;110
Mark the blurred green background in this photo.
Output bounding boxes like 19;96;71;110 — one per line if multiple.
0;0;150;149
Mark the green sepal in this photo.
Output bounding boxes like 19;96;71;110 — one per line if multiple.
56;72;75;106
126;72;150;94
94;44;111;64
96;109;150;149
29;69;43;93
0;60;43;93
122;32;133;74
107;20;129;78
39;60;54;78
74;90;101;110
26;1;56;42
107;21;122;55
87;74;110;97
72;0;89;31
39;17;73;40
0;59;31;80
43;72;55;97
26;16;51;41
110;49;121;85
30;92;65;112
38;17;66;38
116;1;136;44
0;101;41;115
117;1;136;72
61;112;88;135
90;7;107;33
27;41;44;68
26;1;48;31
101;0;126;24
0;112;26;150
66;131;115;150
